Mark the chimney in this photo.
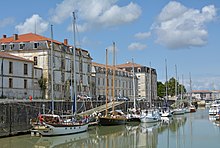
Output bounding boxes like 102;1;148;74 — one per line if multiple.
3;35;7;38
64;39;68;45
13;34;18;40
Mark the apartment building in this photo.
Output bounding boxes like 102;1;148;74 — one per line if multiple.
191;90;220;100
91;62;138;100
116;62;157;101
0;33;92;100
0;52;42;99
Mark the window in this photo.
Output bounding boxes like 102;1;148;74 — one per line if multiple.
24;79;27;89
9;78;13;88
34;57;38;65
1;44;6;50
34;42;39;48
9;62;13;74
19;43;25;49
24;64;28;75
9;44;14;50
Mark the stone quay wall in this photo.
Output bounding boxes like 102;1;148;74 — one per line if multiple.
0;100;164;137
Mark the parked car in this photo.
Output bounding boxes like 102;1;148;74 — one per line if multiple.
116;97;129;101
77;94;92;100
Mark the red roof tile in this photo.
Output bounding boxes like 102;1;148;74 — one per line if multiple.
0;33;62;45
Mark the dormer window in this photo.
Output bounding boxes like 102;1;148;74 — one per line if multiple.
9;44;14;50
1;44;6;50
19;43;25;50
34;42;39;49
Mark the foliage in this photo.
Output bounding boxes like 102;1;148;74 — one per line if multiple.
38;76;47;99
157;81;165;98
157;77;186;98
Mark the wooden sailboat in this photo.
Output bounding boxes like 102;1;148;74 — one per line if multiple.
31;12;88;136
98;43;127;126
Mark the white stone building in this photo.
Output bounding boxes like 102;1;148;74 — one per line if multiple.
116;62;157;101
0;52;42;99
0;33;92;100
91;62;138;100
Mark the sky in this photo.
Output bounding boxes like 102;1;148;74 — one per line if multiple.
0;0;220;91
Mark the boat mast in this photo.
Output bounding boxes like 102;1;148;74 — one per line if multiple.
165;59;168;104
132;58;136;109
50;25;54;114
105;49;109;116
189;72;192;103
149;62;152;108
175;64;178;98
181;74;184;100
72;12;77;114
112;42;116;114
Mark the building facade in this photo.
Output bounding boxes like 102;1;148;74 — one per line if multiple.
0;33;92;100
0;52;42;99
91;62;138;100
116;62;157;101
191;90;220;100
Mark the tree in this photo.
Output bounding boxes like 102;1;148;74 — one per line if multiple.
157;77;186;98
157;81;165;98
38;76;47;99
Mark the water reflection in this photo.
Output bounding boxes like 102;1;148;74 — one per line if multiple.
5;110;220;148
32;116;187;148
35;132;89;148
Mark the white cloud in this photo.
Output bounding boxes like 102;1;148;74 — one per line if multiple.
134;32;151;40
128;42;147;50
15;14;49;34
0;17;14;28
50;0;141;32
152;1;216;49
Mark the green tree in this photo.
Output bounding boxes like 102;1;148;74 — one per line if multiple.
38;76;47;99
157;81;165;98
157;77;187;98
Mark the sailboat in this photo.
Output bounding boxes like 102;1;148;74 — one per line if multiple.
31;12;88;136
139;63;161;123
98;43;127;126
126;58;141;122
172;65;185;115
160;59;172;117
186;73;196;113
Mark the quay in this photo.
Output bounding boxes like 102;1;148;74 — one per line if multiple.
0;99;129;137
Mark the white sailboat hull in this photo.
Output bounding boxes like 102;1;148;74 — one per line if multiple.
140;116;160;123
140;110;161;123
34;123;89;136
173;108;185;115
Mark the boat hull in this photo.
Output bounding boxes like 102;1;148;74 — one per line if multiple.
127;117;141;122
98;116;127;126
34;123;89;136
173;109;185;115
140;116;160;123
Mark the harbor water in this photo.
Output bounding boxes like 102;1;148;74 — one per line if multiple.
0;108;219;148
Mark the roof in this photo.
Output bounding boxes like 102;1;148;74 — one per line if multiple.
0;33;62;45
192;90;212;93
116;62;141;68
92;62;132;74
0;52;33;62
